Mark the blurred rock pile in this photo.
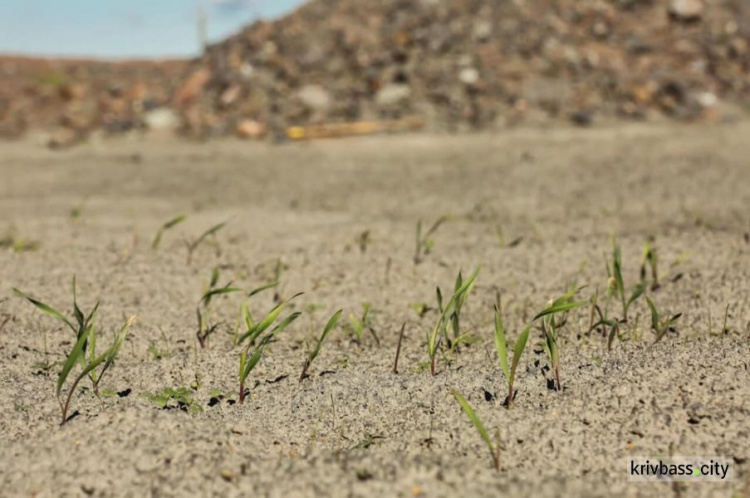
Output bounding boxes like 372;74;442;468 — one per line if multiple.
0;57;189;146
1;0;748;145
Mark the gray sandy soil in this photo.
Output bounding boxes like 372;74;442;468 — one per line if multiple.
0;122;749;497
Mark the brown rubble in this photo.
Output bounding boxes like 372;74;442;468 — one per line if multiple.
0;0;747;145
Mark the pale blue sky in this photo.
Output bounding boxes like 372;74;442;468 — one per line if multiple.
0;0;304;59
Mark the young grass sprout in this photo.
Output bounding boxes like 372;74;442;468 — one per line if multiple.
185;220;227;264
647;297;682;345
494;303;530;408
142;386;202;413
450;390;500;472
15;278;99;383
1;230;40;253
427;268;479;376
151;214;187;250
640;238;659;290
611;238;647;322
533;288;587;391
449;270;475;342
196;268;243;348
14;280;135;424
348;302;373;343
414;215;449;264
238;294;302;403
589;237;657;349
357;229;371;253
57;316;136;424
300;310;342;382
234;279;284;345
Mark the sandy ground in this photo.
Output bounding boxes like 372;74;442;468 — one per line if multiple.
0;122;749;497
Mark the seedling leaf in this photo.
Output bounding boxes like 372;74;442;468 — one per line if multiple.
494;306;509;380
451;389;500;471
510;326;530;382
533;301;587;321
152;214;187;249
13;288;76;333
57;326;90;398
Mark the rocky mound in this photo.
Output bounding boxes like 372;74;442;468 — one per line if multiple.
1;0;748;144
191;0;748;136
0;56;189;145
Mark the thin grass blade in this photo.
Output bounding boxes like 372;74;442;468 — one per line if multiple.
247;281;279;298
646;297;659;331
627;281;647;308
152;214;187;249
271;311;301;336
192;221;227;249
533;301;587;321
96;316;136;384
57;326;91;398
313;309;342;358
451;390;494;456
493;306;509;380
510;325;530;381
13;288;76;333
201;286;243;307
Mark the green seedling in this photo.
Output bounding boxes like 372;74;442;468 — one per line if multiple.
355;469;374;481
588;237;659;349
414;215;449;264
494;303;530;408
185;220;227;264
357;230;371;253
494;223;523;249
151;214;187;249
411;302;433;318
238;294;302;403
196;268;243;348
70;198;87;220
115;233;139;267
647;297;682;345
412;361;430;374
611;237;647;322
13;283;135;424
449;270;475;340
444;332;482;359
640;238;659;290
142;387;203;413
534;288;587;391
1;232;40;253
300;310;342;381
450;390;500;472
721;304;730;335
335;355;350;369
427;268;479;376
147;344;173;360
15;279;136;424
586;286;621;351
14;278;100;384
56;316;135;424
236;281;287;346
348;302;372;343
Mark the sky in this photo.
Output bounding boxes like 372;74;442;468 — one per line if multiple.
0;0;305;59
